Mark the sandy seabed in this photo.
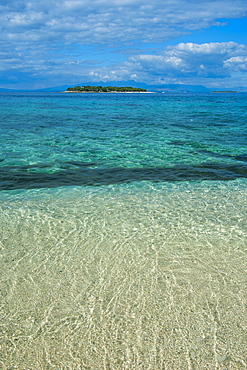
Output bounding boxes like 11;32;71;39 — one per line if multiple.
1;181;246;369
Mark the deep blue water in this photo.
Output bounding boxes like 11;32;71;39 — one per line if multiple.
0;91;247;190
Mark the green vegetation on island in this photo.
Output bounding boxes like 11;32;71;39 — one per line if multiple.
66;85;147;92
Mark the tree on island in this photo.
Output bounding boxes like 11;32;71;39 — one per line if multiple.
67;85;147;92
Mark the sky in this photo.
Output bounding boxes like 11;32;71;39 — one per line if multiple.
0;0;247;90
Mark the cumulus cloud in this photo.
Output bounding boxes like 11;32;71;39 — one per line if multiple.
127;42;247;78
2;41;247;89
224;56;247;71
87;42;247;87
0;0;247;88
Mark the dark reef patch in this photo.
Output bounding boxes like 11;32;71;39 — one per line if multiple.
1;160;247;190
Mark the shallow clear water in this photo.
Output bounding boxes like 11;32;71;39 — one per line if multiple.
0;92;247;369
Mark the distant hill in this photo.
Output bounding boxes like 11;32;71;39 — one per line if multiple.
26;81;211;93
1;81;246;93
0;85;70;92
0;88;18;92
32;85;72;92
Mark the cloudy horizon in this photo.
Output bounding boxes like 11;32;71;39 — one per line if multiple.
0;0;247;90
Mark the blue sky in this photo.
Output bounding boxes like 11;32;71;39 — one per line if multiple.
0;0;246;90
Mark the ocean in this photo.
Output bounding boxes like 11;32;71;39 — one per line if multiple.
0;91;246;369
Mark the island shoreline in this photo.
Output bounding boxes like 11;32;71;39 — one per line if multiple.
61;91;155;94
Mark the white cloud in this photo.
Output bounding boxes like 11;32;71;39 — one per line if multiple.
86;42;247;87
0;0;246;46
126;42;247;78
0;0;247;89
2;41;247;89
224;56;247;71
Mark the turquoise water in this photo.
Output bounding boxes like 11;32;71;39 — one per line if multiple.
0;92;247;369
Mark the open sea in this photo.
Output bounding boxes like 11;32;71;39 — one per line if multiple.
0;91;246;369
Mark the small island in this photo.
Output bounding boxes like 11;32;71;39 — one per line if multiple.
65;85;147;93
210;91;238;93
